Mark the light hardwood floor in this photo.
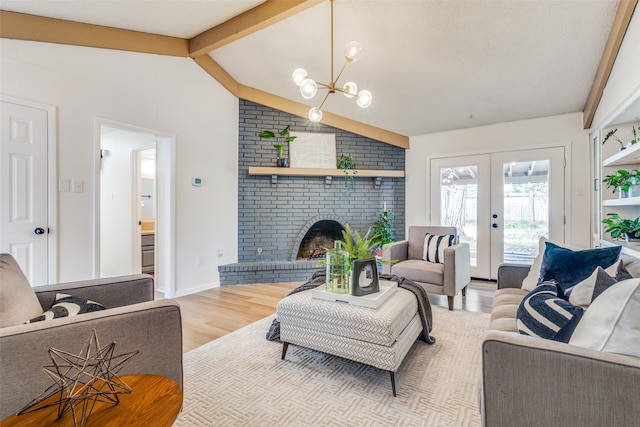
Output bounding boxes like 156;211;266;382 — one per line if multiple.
172;279;496;353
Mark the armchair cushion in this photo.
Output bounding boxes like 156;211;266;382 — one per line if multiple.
392;259;444;285
0;254;43;327
26;293;105;323
422;233;454;264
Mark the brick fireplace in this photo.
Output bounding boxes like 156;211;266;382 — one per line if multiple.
218;100;405;285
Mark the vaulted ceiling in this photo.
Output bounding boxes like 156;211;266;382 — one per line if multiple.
0;0;637;148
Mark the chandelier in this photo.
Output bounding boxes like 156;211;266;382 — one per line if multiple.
291;0;372;123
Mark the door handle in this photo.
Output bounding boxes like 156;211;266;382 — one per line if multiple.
34;227;45;235
492;223;498;228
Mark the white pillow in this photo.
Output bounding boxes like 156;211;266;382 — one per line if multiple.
422;233;454;264
569;278;640;358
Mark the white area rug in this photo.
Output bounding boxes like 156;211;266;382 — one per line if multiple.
175;307;490;426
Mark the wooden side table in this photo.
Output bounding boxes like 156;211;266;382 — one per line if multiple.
1;374;182;427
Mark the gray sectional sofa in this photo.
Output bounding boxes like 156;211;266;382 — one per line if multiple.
0;253;183;420
480;262;640;427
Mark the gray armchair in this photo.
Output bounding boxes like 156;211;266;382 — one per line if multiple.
0;253;183;420
381;226;471;310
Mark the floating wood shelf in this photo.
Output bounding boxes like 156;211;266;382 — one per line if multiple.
603;143;640;167
248;167;405;178
602;196;640;206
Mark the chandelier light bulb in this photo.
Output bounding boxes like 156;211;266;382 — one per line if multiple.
344;41;363;62
356;90;372;108
308;107;323;122
300;78;318;99
343;82;357;98
292;68;308;86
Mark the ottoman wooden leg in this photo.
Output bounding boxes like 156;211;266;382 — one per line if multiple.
390;371;397;397
447;296;454;311
281;342;289;360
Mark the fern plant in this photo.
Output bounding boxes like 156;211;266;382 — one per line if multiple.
339;224;380;264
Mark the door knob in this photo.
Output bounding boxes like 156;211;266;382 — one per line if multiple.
492;214;498;219
34;227;45;235
492;223;498;228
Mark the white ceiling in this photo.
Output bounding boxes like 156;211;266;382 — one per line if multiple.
0;0;622;137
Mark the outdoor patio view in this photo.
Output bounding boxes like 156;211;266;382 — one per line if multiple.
440;160;549;266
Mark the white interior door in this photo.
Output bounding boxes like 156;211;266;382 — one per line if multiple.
431;147;565;280
0;101;49;284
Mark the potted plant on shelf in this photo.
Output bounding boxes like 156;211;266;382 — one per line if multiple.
337;155;357;192
602;213;640;243
602;169;640;198
259;124;297;167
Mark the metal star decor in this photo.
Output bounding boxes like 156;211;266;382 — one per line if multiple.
18;329;139;427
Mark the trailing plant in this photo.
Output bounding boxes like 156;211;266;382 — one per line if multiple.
371;210;395;247
601;169;640;193
337;155;357;192
259;124;297;159
602;213;640;240
602;128;624;149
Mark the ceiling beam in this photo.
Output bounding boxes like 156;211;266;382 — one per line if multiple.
193;55;240;96
0;11;188;57
189;0;324;57
238;85;410;149
583;0;638;129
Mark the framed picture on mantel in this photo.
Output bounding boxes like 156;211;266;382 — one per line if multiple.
289;132;336;169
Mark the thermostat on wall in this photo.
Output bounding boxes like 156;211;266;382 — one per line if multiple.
192;177;202;187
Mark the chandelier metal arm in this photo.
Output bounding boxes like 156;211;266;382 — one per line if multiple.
317;90;332;111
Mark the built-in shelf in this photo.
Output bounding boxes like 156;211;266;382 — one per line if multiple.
602;196;640;206
602;142;640;167
248;167;405;178
598;238;640;258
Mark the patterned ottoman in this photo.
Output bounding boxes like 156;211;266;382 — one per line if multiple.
277;287;422;396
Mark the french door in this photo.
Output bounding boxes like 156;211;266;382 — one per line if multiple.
430;147;565;279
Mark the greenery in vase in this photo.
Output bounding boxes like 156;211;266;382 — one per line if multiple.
371;210;395;247
337;155;357;192
338;223;380;264
259;124;297;159
602;169;640;194
602;128;624;149
602;213;640;240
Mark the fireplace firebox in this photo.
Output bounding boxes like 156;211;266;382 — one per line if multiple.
296;220;345;260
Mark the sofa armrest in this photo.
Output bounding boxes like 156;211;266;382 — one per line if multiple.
496;263;531;290
481;330;640;427
0;299;182;419
381;240;408;274
33;274;154;310
443;243;471;295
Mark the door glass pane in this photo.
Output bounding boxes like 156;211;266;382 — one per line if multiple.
440;166;478;267
502;160;549;264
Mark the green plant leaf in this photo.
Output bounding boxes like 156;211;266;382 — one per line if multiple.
259;130;275;139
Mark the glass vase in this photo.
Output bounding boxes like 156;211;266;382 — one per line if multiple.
325;241;350;294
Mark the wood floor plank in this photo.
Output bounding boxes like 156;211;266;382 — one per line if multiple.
173;279;494;353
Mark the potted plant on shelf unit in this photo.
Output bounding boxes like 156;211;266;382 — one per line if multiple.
602;169;640;198
602;213;640;243
337;155;357;192
259;124;297;167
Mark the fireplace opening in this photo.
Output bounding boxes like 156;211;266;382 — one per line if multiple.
296;220;346;260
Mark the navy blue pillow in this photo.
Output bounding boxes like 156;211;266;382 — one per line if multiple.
516;281;584;343
539;242;621;294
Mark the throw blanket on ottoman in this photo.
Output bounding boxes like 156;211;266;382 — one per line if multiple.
266;270;435;344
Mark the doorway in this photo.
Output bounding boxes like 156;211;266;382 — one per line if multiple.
430;147;565;279
95;119;175;297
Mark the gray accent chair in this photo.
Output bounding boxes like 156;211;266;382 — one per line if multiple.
481;263;640;426
0;254;183;420
381;226;471;310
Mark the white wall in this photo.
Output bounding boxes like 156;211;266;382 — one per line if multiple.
0;39;239;296
591;9;640;129
407;112;590;248
99;138;135;277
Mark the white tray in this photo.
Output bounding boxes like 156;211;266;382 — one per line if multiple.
311;279;398;309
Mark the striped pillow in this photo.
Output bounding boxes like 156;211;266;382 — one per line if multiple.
516;281;584;343
422;233;454;264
